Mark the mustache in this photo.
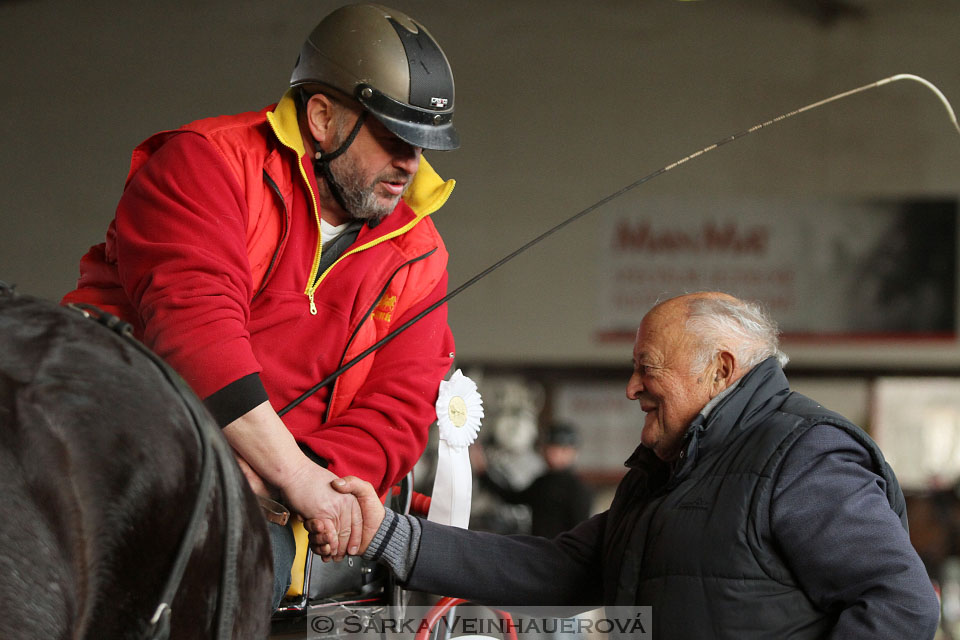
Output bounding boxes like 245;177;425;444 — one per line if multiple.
376;169;411;185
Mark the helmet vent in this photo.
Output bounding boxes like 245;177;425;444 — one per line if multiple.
387;17;454;111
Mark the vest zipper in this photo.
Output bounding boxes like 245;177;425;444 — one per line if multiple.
252;171;290;302
321;247;438;422
287;147;323;315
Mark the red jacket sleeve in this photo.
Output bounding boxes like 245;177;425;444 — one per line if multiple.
114;132;262;398
296;270;455;494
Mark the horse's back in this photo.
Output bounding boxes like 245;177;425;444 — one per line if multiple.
0;287;272;638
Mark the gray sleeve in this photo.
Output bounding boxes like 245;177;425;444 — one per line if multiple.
770;424;940;640
363;507;607;609
405;511;607;608
362;508;421;582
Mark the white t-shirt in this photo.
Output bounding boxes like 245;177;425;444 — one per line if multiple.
320;218;349;248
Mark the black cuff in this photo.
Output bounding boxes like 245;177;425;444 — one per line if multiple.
203;372;269;427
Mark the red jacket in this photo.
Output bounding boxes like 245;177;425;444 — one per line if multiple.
63;91;456;493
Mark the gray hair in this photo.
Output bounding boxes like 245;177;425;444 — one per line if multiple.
685;296;789;373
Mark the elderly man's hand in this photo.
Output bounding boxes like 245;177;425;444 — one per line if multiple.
307;476;385;560
280;462;362;561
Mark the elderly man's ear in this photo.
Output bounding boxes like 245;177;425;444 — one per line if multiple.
711;350;737;395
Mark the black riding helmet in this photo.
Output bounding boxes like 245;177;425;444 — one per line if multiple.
290;3;459;152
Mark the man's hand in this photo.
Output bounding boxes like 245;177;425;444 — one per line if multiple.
281;461;363;561
221;401;370;561
308;476;385;560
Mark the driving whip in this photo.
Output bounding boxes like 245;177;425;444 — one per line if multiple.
279;73;960;416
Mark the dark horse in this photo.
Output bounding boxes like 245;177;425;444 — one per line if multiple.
0;284;273;639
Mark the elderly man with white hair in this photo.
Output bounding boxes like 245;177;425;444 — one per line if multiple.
318;292;940;639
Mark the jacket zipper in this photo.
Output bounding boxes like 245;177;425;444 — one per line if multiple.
252;171;290;301
301;163;323;315
321;247;438;422
264;102;439;316
305;209;435;315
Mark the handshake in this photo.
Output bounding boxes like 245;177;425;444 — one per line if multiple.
303;476;387;562
234;447;392;562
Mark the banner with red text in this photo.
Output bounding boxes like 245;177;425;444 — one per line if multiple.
596;197;956;341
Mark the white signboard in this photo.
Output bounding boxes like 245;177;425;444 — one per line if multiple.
596;196;956;341
553;381;640;471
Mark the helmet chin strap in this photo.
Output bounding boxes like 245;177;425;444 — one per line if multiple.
313;111;368;217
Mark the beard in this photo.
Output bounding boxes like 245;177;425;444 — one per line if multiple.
326;151;406;223
322;107;411;223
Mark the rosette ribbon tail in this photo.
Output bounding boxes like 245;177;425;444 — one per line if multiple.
429;440;474;528
428;370;484;529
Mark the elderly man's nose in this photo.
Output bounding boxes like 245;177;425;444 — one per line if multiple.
626;373;643;399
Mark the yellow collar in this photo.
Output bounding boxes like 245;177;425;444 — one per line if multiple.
266;89;455;217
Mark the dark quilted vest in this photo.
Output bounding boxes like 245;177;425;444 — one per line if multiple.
601;358;905;639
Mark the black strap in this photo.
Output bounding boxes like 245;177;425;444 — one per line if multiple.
313;112;368;215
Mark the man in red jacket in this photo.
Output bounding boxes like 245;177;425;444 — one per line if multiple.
63;4;459;609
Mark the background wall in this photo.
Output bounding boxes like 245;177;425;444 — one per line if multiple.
1;0;958;370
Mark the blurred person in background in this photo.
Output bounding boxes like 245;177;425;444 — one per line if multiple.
474;421;593;538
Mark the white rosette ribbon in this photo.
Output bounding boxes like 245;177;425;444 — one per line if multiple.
428;369;483;528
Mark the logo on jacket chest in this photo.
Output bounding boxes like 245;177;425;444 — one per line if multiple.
373;294;397;323
675;496;711;511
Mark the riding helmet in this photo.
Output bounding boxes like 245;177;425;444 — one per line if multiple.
290;3;459;151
